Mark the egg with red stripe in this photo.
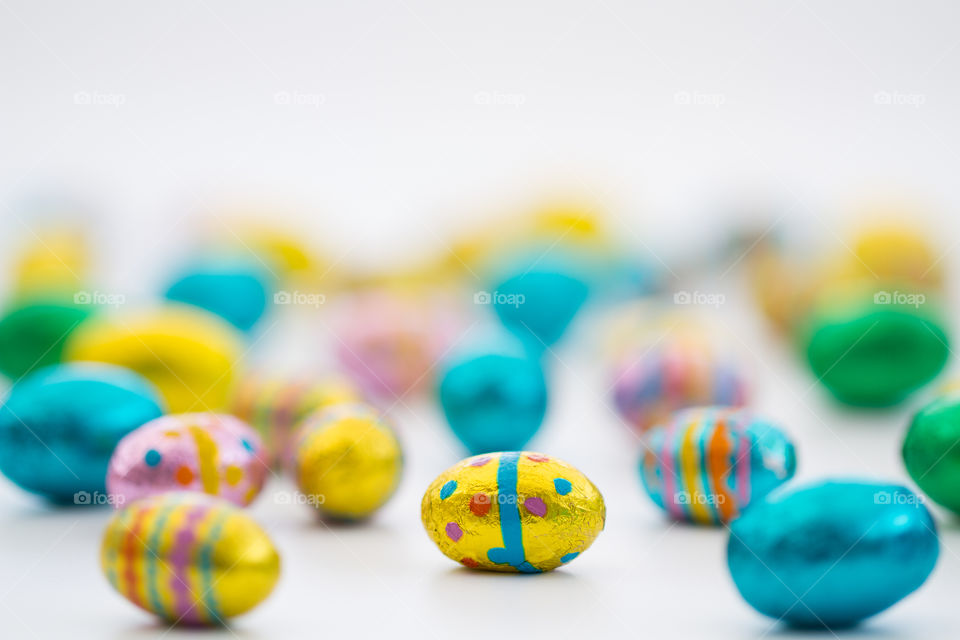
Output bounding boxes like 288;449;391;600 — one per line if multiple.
639;407;796;524
421;452;605;572
101;492;280;624
107;413;268;508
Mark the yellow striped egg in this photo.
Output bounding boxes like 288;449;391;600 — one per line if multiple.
101;492;280;624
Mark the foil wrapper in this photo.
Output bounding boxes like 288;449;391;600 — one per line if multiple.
421;451;605;572
293;403;402;519
101;492;280;624
107;413;268;508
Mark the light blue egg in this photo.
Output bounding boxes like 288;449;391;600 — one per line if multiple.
727;480;939;628
164;257;272;331
438;351;548;455
0;363;165;503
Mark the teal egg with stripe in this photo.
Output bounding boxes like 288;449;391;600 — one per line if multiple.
639;407;796;524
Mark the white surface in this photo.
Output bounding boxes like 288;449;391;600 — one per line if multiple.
2;2;960;639
2;287;960;640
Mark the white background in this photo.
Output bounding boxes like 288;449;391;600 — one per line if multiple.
2;1;960;638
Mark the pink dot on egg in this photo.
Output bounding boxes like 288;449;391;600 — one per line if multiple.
469;456;491;467
524;497;547;517
526;454;550;463
445;522;463;541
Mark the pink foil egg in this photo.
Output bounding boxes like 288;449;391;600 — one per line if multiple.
106;413;268;508
334;291;461;399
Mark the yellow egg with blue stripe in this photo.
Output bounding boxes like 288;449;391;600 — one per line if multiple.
421;452;605;572
101;492;280;624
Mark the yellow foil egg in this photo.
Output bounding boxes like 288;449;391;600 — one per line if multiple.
292;403;402;519
64;305;243;412
101;492;280;624
12;228;88;297
421;452;605;572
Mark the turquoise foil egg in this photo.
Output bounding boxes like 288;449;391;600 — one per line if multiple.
439;351;548;455
0;363;165;503
639;407;795;524
727;480;939;628
491;268;589;349
164;256;273;331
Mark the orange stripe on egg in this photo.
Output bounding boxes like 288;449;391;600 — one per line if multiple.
708;419;736;521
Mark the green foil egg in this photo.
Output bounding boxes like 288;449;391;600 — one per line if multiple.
904;394;960;515
801;285;949;406
0;300;93;380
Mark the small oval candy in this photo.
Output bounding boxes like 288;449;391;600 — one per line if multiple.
0;300;93;380
490;265;589;349
727;480;939;628
205;219;328;287
229;373;362;465
64;305;244;412
12;227;89;297
164;256;273;331
439;351;547;454
613;338;748;432
292;403;402;519
0;363;164;502
802;283;949;406
640;407;796;524
101;492;280;624
107;413;268;508
903;394;960;515
421;452;605;572
334;291;459;398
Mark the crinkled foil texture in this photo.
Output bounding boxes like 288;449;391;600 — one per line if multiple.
421;451;605;572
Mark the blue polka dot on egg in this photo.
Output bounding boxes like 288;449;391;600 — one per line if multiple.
440;480;457;500
554;478;572;495
144;449;162;467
